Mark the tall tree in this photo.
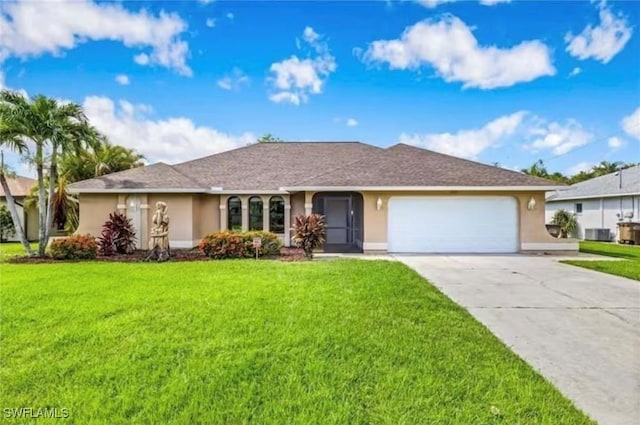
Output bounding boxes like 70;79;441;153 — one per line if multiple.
60;139;144;183
0;90;98;256
521;159;549;178
521;160;568;184
257;134;283;143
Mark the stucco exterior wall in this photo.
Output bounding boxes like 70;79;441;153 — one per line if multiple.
193;195;220;240
290;192;305;219
147;194;195;248
359;191;571;252
76;193;119;237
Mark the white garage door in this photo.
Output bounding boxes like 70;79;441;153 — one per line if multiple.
388;196;518;253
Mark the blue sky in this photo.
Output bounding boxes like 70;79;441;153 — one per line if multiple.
1;0;638;177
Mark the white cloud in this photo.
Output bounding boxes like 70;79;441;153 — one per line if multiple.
134;53;150;65
346;118;358;127
363;16;555;89
526;119;593;155
268;27;336;105
206;18;215;28
115;74;130;85
226;13;234;20
83;96;255;163
198;0;215;4
565;161;594;176
0;70;4;90
398;111;527;159
565;2;632;63
568;67;582;77
0;0;192;76
607;136;624;150
621;107;640;140
217;67;250;91
302;26;320;43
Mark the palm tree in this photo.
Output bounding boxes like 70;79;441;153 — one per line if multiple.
521;159;549;178
522;160;568;184
591;161;625;177
0;90;98;256
257;134;283;143
25;172;79;233
60;139;144;183
0;149;35;255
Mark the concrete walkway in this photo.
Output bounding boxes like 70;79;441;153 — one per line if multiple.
396;255;640;425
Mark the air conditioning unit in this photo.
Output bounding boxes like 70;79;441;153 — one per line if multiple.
585;228;611;241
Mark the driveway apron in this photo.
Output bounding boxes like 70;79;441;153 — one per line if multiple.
397;255;640;425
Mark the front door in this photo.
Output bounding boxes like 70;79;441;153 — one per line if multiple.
312;192;364;253
325;198;350;244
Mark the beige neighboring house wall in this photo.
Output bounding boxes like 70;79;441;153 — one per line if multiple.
1;197;38;241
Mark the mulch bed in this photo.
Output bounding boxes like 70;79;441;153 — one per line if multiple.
7;248;308;264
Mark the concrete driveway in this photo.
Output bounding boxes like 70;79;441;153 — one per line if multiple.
396;255;640;425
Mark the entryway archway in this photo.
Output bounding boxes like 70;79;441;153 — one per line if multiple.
312;192;364;253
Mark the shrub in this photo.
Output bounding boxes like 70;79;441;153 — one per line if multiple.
291;214;326;259
199;230;283;259
49;234;98;260
0;205;16;242
98;212;137;256
551;209;578;238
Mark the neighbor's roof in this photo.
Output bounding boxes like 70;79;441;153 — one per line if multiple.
547;164;640;202
68;141;563;193
0;175;36;198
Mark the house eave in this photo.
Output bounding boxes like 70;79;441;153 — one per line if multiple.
546;192;640;202
68;188;206;194
279;185;565;192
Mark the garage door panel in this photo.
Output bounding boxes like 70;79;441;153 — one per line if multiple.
388;197;518;253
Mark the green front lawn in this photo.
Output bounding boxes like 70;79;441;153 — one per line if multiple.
0;260;592;424
562;259;640;281
561;241;640;281
578;240;640;260
0;242;30;262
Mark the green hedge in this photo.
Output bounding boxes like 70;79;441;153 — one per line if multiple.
198;230;283;259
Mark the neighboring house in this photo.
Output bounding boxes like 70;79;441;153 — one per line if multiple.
0;175;39;242
68;142;574;253
546;165;640;241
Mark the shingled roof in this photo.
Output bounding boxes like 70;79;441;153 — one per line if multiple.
0;175;36;198
288;144;557;188
67;162;202;192
68;141;562;192
547;164;640;201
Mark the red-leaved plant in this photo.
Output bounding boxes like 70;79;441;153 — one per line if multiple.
291;214;326;259
98;212;137;256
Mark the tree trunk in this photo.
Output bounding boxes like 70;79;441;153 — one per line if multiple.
0;172;34;256
45;152;57;248
36;144;47;256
